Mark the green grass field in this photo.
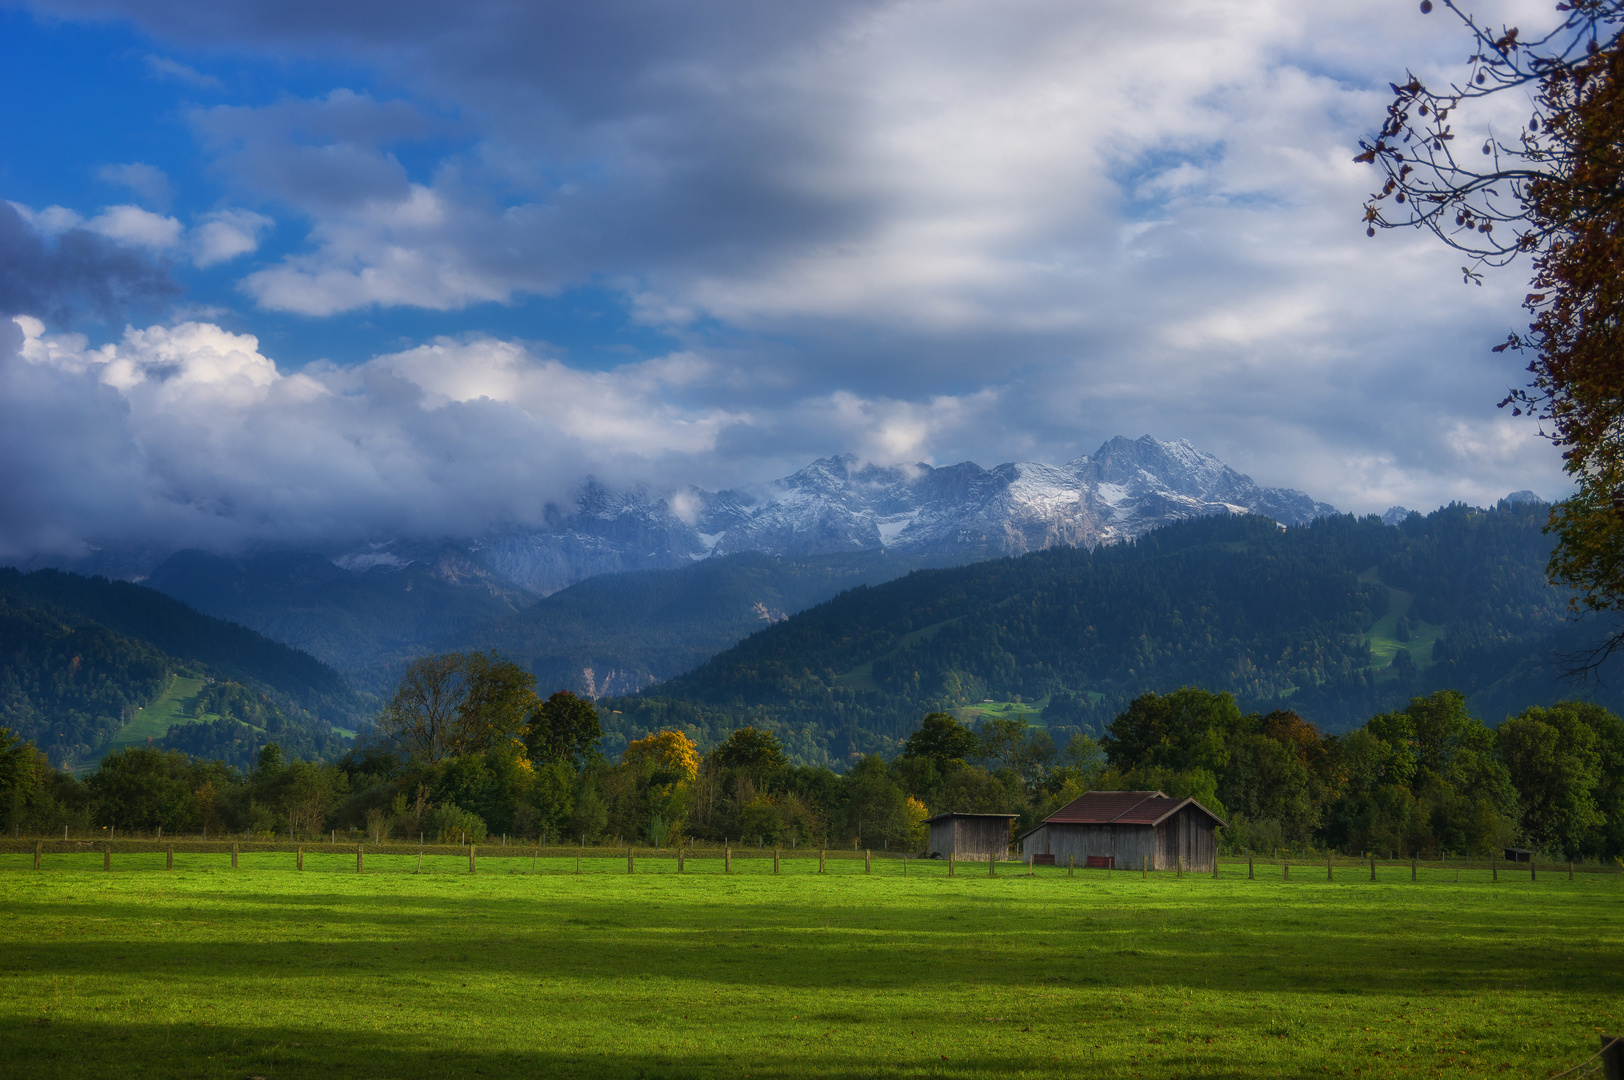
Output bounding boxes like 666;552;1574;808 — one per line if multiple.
103;676;218;754
1;850;1619;1079
1359;569;1442;677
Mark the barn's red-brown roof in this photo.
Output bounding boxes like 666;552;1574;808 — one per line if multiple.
1040;789;1227;827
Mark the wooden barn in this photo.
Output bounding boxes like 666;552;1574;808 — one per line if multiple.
1018;790;1226;872
926;812;1017;861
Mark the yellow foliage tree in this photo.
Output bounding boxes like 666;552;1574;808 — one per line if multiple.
903;795;930;850
622;730;700;781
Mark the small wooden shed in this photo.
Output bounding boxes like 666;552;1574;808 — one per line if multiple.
1503;847;1533;863
926;812;1017;861
1018;790;1226;873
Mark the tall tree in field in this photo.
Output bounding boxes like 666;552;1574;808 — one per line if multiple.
1358;1;1624;644
522;690;603;769
377;652;537;763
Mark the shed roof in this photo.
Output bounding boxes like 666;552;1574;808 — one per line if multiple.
923;811;1019;825
1036;790;1228;829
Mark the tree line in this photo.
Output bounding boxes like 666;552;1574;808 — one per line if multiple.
2;649;1618;862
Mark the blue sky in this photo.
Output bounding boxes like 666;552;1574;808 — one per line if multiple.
0;0;1571;558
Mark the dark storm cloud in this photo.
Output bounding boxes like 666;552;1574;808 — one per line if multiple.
0;201;178;320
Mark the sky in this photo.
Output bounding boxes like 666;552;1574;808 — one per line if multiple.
0;0;1572;560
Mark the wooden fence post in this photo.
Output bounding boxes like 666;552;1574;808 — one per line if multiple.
357;844;364;874
725;846;732;874
232;842;239;869
1493;853;1498;882
1142;855;1147;880
34;840;41;870
1282;859;1288;881
1570;860;1574;881
989;854;996;878
296;847;302;872
1411;857;1417;882
575;854;580;875
1248;854;1254;880
819;848;826;874
167;846;174;871
1213;854;1219;879
1370;854;1375;881
1177;853;1183;878
1531;858;1537;882
628;846;635;874
1596;1034;1622;1080
104;843;111;871
774;848;780;875
865;849;872;874
1068;854;1075;878
532;848;537;874
678;848;685;873
416;850;423;874
948;851;954;877
469;844;476;874
1327;854;1332;881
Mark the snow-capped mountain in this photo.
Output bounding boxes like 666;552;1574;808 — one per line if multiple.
444;436;1337;595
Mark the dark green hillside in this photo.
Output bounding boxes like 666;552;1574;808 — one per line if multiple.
606;502;1610;761
447;550;940;696
0;569;366;767
146;550;535;686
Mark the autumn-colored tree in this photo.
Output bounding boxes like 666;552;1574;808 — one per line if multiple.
1358;1;1624;638
377;652;538;763
622;729;700;781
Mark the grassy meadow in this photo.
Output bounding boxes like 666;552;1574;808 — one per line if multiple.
0;849;1620;1079
104;676;215;754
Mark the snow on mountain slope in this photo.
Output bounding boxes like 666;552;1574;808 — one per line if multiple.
434;435;1337;595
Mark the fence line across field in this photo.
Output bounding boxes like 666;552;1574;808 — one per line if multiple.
4;838;1622;882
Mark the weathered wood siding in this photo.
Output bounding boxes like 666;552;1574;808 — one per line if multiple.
1024;809;1217;871
1021;823;1157;870
929;817;1010;860
1154;807;1218;872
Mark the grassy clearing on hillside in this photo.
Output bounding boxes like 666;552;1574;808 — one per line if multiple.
104;675;216;753
1;852;1619;1079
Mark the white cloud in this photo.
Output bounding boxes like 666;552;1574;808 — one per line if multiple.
191;208;273;266
83;205;185;251
97;162;174;208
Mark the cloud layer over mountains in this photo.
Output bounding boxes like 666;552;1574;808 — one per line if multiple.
0;0;1573;560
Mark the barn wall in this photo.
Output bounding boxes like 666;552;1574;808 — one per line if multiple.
955;817;1010;861
928;818;1011;860
1023;823;1156;869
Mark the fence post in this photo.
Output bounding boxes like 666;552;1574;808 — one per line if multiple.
469;844;476;874
416;850;423;874
1370;854;1375;881
1213;854;1220;879
1531;858;1537;883
1327;854;1332;881
1143;855;1148;880
819;848;826;874
725;846;732;874
948;850;954;877
168;846;174;871
1493;853;1498;882
357;844;364;874
1411;857;1417;882
1570;860;1574;881
34;840;41;870
576;854;581;875
1248;853;1254;880
628;846;635;874
1282;859;1288;881
774;848;780;875
1596;1034;1623;1080
865;849;871;874
1177;854;1183;879
232;842;239;870
532;848;537;874
678;848;685;873
104;843;111;871
1069;853;1075;878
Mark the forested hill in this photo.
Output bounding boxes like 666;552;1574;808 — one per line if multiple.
606;501;1616;762
0;569;367;768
